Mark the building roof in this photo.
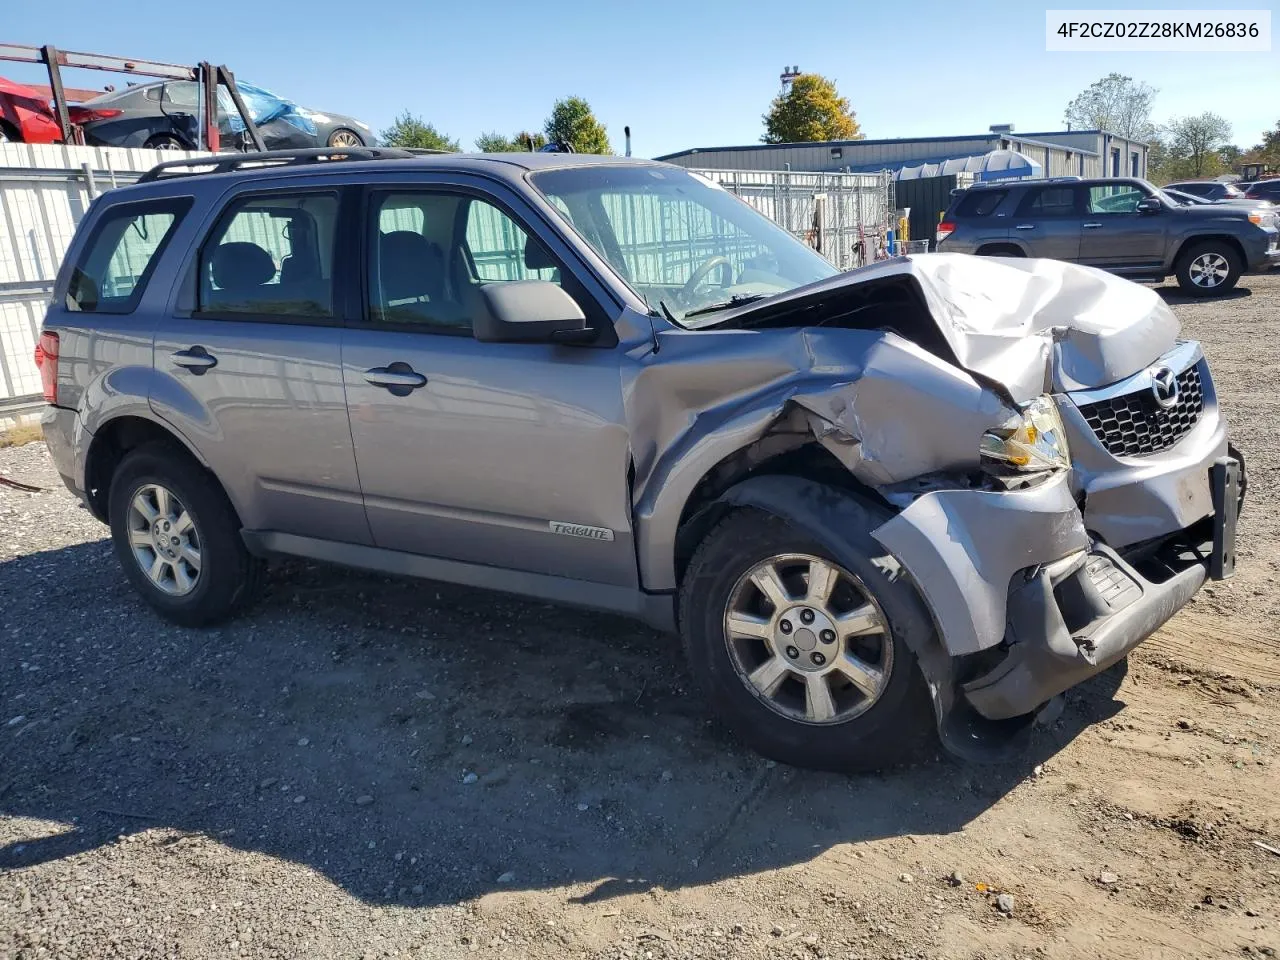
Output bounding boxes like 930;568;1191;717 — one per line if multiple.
656;129;1131;163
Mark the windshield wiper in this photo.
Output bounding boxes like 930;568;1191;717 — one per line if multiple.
680;294;770;320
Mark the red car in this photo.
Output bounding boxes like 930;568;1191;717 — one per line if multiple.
0;76;62;144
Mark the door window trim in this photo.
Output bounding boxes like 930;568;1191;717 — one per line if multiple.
188;184;353;327
355;183;618;346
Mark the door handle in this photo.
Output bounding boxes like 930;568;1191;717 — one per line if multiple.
363;365;427;390
1014;224;1036;230
1083;222;1103;229
171;347;217;373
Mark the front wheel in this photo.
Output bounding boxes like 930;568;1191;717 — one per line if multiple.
1175;241;1241;296
327;128;364;148
678;508;934;772
144;133;189;151
108;444;264;626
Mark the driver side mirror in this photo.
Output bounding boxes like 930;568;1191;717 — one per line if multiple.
1136;197;1162;215
473;280;595;344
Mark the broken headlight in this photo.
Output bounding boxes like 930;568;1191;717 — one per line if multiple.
980;396;1071;473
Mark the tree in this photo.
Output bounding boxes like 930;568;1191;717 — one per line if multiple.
474;130;547;152
1063;73;1157;139
1242;120;1280;165
762;73;861;144
543;97;611;154
379;112;460;151
1163;112;1233;177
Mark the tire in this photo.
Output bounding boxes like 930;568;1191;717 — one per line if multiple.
976;244;1025;257
326;128;364;148
1175;240;1241;296
144;134;188;151
108;443;264;627
678;507;935;772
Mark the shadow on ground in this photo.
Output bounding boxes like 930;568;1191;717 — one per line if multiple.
0;541;1125;906
1156;285;1253;306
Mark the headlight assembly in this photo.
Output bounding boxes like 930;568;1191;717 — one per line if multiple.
980;395;1071;473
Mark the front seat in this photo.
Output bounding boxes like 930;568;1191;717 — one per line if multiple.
376;231;466;329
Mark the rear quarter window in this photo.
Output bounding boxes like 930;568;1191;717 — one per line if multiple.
955;190;1008;217
65;197;192;314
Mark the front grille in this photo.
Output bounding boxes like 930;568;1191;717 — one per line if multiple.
1076;364;1204;457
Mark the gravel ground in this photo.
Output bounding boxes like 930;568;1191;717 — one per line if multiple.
2;274;1279;960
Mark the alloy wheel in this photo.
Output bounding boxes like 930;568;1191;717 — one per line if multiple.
328;129;362;148
126;483;201;596
723;553;893;724
1189;252;1229;288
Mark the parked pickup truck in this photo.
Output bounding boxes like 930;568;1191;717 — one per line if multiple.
38;148;1244;770
937;176;1279;296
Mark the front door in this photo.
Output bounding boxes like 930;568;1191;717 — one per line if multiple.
1010;184;1083;260
340;180;637;587
1079;182;1167;270
151;183;371;545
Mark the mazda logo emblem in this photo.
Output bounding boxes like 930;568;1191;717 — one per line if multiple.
1150;366;1179;409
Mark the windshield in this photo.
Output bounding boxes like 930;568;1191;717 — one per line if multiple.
528;165;838;324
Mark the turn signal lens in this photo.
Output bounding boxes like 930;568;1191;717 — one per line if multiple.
980;396;1070;473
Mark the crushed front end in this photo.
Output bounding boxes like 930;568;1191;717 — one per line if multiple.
875;336;1242;728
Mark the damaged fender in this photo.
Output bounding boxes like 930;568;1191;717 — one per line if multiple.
871;472;1088;656
629;326;1016;591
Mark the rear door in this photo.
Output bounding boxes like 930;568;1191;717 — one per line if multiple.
1010;184;1083;260
150;179;371;545
340;174;638;586
1079;181;1167;270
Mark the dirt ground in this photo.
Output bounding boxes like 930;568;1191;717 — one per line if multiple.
2;273;1279;960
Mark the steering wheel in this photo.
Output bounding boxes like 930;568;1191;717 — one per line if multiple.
679;255;733;303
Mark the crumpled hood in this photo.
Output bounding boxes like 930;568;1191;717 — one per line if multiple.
713;253;1180;403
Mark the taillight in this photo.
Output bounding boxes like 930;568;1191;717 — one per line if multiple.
936;220;956;243
67;107;123;124
34;331;59;405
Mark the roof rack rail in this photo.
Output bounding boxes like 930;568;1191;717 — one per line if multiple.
137;146;417;183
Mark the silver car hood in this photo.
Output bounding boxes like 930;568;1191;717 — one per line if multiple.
708;253;1180;403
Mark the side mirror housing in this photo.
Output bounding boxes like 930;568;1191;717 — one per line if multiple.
1136;197;1162;215
473;280;594;344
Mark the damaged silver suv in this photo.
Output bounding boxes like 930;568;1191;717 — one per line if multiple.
39;148;1243;770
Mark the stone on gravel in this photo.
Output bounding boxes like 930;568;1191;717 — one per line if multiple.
899;873;914;883
1100;871;1120;885
497;871;515;884
948;870;965;887
996;893;1015;915
461;772;479;785
355;795;374;806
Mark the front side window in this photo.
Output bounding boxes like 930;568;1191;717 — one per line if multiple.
1088;184;1149;215
367;191;568;334
66;198;190;313
198;191;339;318
529;166;837;325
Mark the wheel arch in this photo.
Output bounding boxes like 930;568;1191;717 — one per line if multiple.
975;242;1027;257
84;414;213;523
1172;234;1246;270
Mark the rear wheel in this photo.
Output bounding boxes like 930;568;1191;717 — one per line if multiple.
144;133;188;151
1175;241;1241;296
679;509;934;772
976;244;1025;257
108;444;264;626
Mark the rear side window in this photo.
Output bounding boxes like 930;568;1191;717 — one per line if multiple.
66;198;190;313
955;190;1007;217
198;191;340;319
1019;187;1079;217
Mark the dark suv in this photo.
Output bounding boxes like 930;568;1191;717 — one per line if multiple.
937;176;1279;296
1244;179;1280;204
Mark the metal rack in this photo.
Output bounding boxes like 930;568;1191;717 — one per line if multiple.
0;42;264;152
